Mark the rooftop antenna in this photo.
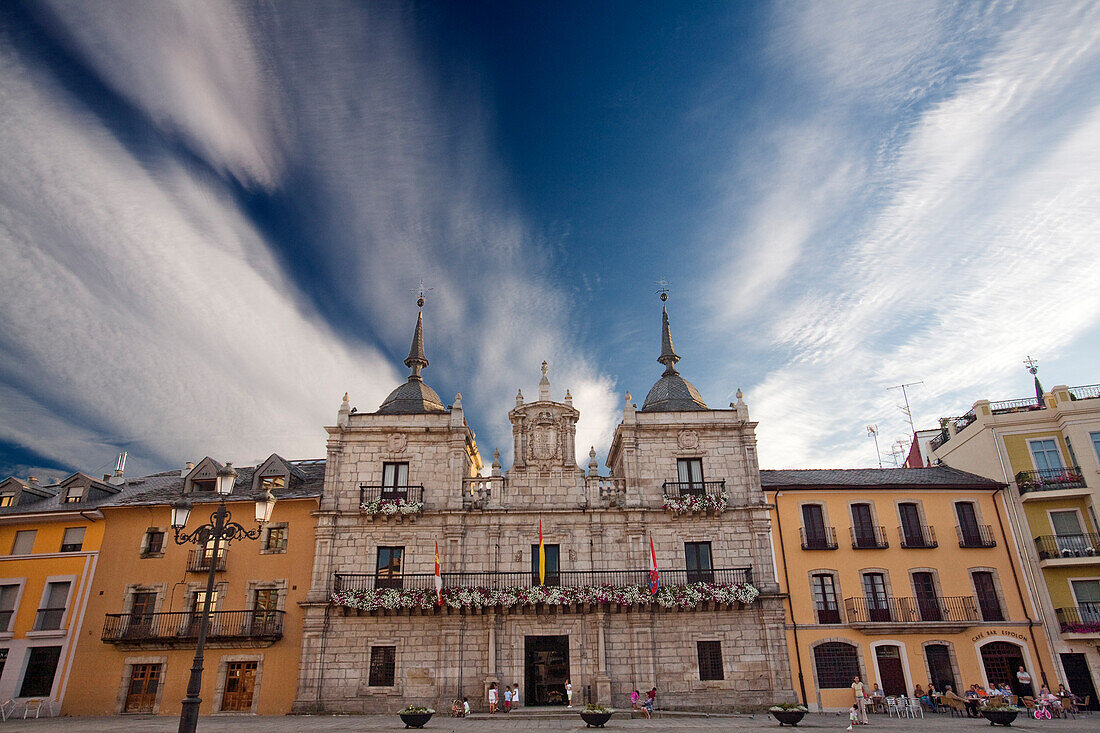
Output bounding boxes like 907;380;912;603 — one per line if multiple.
887;381;923;436
866;425;883;469
410;279;433;308
655;278;671;302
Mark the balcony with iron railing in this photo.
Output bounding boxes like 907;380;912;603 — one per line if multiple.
1016;467;1088;499
333;566;754;593
850;525;889;550
844;595;979;627
988;397;1044;414
957;524;997;548
186;549;226;573
661;480;726;499
1055;603;1100;635
360;484;424;507
1034;534;1100;561
1068;384;1100;401
102;610;285;645
800;526;839;551
898;525;938;549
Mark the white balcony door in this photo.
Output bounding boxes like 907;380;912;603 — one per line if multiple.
1029;439;1064;474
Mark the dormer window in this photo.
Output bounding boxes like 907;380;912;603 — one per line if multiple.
64;485;84;503
0;494;14;507
192;478;216;492
260;475;286;490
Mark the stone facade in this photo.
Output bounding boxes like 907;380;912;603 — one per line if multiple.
294;309;795;713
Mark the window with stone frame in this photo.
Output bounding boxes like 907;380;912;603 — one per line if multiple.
376;547;404;589
252;588;280;632
811;573;841;624
142;529;165;556
972;571;1004;622
697;641;724;680
368;645;396;687
263;524;288;553
814;641;861;689
685;541;714;583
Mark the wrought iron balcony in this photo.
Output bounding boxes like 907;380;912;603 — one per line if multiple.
333;566;753;593
1034;533;1100;560
102;610;284;644
930;411;978;450
1055;603;1100;633
1069;384;1100;400
844;596;979;625
360;484;424;506
661;480;726;499
898;524;938;549
850;525;889;550
957;524;997;548
186;549;226;573
1016;467;1087;493
989;398;1043;414
800;526;838;550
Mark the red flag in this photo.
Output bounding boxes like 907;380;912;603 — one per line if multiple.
434;541;443;607
649;537;659;595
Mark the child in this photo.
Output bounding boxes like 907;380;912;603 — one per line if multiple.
848;704;859;731
503;684;512;712
566;679;573;708
488;682;498;714
463;697;470;717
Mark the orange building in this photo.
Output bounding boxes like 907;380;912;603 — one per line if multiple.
0;471;124;714
764;467;1057;711
62;455;321;717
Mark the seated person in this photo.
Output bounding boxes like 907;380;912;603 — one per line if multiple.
963;687;982;718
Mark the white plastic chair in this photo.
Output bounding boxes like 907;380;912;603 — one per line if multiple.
906;697;925;719
885;696;900;717
0;699;15;721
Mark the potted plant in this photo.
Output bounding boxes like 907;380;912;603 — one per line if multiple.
770;702;808;726
579;703;614;727
980;701;1019;726
398;705;435;728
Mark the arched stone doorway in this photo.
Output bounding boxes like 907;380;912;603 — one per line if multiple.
979;641;1033;697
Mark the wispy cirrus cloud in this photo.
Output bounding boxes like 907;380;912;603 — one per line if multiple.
709;0;1100;468
0;1;619;477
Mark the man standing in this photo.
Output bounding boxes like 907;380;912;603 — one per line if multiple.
852;675;868;725
1016;666;1033;696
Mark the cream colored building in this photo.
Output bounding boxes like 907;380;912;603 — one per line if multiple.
294;305;795;713
932;380;1100;709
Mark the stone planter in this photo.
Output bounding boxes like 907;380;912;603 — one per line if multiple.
579;710;613;727
399;711;433;728
981;709;1018;726
771;709;807;726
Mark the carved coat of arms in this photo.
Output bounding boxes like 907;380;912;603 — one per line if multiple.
528;411;561;462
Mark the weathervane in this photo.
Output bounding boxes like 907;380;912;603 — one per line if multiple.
411;279;433;308
1023;355;1039;376
656;278;671;302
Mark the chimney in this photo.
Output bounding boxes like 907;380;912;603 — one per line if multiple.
27;476;38;486
181;461;194;478
103;474;111;482
109;451;127;485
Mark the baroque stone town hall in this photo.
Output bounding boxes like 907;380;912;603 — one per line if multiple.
293;303;795;713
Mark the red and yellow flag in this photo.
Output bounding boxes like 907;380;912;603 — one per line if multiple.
649;537;659;595
434;541;443;606
538;518;545;586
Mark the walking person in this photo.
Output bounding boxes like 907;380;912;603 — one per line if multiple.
488;682;498;714
565;679;573;708
852;675;868;725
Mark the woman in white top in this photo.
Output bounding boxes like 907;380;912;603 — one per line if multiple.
566;679;573;708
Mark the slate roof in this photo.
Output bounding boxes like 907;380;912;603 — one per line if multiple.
377;379;447;414
110;459;325;508
640;373;709;412
0;472;125;516
760;466;1002;489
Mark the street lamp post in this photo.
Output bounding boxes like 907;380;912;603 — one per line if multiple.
170;463;276;733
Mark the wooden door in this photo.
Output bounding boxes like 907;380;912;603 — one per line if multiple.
124;664;161;713
127;592;156;638
913;572;942;621
221;661;257;711
876;646;906;696
852;504;875;547
802;505;828;548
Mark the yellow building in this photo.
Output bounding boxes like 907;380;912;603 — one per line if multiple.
764;467;1056;711
62;455;321;717
0;471;124;713
932;381;1100;709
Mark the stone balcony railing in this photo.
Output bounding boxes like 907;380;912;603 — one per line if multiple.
462;476;502;509
586;476;626;506
102;610;284;646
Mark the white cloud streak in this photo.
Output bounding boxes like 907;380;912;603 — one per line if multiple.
711;0;1100;468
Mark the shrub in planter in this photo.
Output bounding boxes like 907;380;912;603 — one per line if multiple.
980;702;1019;726
770;703;809;726
398;706;435;729
580;703;614;728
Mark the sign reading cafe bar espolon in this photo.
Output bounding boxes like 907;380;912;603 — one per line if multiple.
293;302;795;713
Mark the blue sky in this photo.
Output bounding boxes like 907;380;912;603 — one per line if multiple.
1;1;1098;480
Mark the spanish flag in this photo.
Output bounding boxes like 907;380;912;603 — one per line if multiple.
538;518;545;586
434;541;443;607
649;537;659;595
